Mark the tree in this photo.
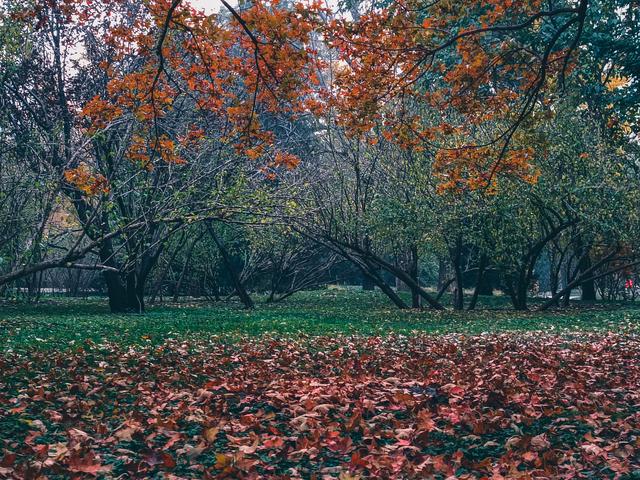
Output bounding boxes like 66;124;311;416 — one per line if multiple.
1;0;323;311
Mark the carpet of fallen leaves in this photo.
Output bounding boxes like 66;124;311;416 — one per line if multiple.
1;333;639;479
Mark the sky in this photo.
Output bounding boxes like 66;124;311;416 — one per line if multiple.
189;0;223;14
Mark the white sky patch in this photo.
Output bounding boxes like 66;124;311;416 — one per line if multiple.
189;0;223;14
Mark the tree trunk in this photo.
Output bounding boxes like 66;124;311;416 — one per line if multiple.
477;269;493;296
515;276;528;311
126;271;145;313
172;234;201;302
360;260;408;309
409;245;421;308
467;255;487;311
436;277;454;301
99;238;147;313
361;235;376;290
449;237;464;310
579;253;597;301
505;272;528;311
206;223;254;309
105;271;145;313
150;232;186;304
362;273;375;291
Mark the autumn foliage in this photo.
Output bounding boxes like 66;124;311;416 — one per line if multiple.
78;0;323;175
63;164;110;196
324;0;578;191
1;333;639;478
15;0;587;196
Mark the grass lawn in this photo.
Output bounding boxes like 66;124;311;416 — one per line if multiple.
2;289;640;352
1;290;640;479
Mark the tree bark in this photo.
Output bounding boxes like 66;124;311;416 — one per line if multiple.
362;273;375;291
449;237;464;310
172;234;202;302
578;250;597;301
467;255;487;311
206;222;254;309
538;250;629;310
409;245;421;308
104;271;145;314
359;259;408;309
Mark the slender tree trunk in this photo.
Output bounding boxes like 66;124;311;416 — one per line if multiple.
436;277;454;301
360;261;408;309
562;259;573;307
409;245;421;308
206;223;254;309
355;249;444;309
173;235;200;302
449;237;464;310
150;232;186;304
467;255;487;311
437;258;447;291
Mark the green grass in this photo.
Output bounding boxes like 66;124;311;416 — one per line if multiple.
1;288;639;352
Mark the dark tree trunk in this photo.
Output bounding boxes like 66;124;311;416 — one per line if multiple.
437;258;447;291
436;277;454;301
505;273;528;311
360;261;408;309
562;289;572;307
99;237;142;313
409;245;421;308
206;223;254;309
99;237;154;314
105;271;145;314
467;255;487;311
355;249;444;309
579;253;597;301
515;276;529;311
562;260;573;307
361;235;375;290
449;237;464;310
126;271;145;313
362;273;375;291
477;269;493;296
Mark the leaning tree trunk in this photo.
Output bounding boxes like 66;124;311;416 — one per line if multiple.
408;245;421;308
361;235;375;290
334;245;408;309
360;259;408;309
172;234;202;302
206;223;254;309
